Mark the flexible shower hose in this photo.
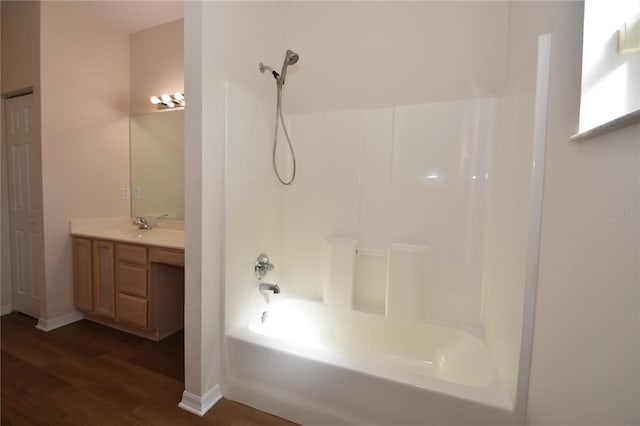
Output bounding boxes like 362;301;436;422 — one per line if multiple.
272;83;296;185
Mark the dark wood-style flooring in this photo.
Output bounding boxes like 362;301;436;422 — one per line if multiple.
1;313;297;426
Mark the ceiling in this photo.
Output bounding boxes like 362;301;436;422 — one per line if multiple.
68;1;184;34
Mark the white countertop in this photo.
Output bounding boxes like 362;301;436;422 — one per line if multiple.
70;217;184;250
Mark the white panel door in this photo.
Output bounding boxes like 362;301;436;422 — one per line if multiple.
5;93;44;318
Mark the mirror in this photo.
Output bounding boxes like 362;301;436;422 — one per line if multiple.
130;110;184;219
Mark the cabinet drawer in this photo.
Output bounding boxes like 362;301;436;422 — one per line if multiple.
117;263;148;297
117;243;147;266
117;293;148;328
149;247;184;267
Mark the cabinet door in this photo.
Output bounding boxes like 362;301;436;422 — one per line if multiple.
117;293;148;328
117;263;148;297
92;240;115;318
73;238;93;311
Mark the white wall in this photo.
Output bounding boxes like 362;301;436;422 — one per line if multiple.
225;82;284;331
525;2;640;425
482;1;543;406
184;0;284;400
284;1;508;114
40;2;130;319
130;19;184;115
283;99;495;326
270;1;508;327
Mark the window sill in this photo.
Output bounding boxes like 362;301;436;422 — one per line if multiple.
571;108;640;142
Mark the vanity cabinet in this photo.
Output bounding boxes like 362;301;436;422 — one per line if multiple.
93;240;116;318
72;238;93;312
116;243;149;328
72;236;184;341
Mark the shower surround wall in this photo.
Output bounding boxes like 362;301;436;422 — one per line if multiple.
222;1;542;423
282;99;496;327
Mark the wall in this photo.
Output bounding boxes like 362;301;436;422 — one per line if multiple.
40;2;130;319
284;1;508;114
184;0;284;402
130;19;184;115
525;1;640;425
225;81;284;332
1;0;42;314
1;1;40;93
282;99;495;326
276;1;509;328
482;1;544;405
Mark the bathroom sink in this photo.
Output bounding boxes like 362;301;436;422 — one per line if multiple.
105;227;151;240
72;225;184;249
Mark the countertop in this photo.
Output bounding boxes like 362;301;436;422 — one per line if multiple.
70;217;184;250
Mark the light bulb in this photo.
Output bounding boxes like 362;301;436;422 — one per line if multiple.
167;101;175;108
150;96;160;104
180;100;185;107
173;92;184;101
161;94;171;103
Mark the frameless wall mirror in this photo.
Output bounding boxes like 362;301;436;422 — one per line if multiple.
130;110;184;219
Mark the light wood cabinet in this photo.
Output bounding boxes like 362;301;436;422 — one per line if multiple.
73;238;93;311
72;237;184;341
116;243;149;328
92;240;116;318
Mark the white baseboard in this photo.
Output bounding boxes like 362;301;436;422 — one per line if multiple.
0;305;12;316
36;311;84;332
178;385;222;417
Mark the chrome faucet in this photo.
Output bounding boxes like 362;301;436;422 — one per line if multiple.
254;253;275;280
133;217;152;230
259;282;280;294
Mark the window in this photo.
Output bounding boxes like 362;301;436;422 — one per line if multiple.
574;0;640;140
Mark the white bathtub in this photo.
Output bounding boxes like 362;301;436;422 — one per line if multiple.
225;299;515;425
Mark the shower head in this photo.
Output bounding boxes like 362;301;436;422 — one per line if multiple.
279;49;299;86
285;50;299;65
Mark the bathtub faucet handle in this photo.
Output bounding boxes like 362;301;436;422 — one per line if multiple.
255;253;275;280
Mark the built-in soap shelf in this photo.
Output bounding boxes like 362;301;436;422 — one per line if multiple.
327;238;427;320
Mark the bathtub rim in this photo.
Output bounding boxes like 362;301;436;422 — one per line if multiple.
225;321;514;412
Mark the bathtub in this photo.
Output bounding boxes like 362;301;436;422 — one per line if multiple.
225;298;515;425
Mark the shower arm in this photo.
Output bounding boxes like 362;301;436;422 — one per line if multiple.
259;63;281;84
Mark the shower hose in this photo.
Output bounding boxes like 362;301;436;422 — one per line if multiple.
272;83;296;185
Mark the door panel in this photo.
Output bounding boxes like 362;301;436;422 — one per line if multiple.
5;94;43;318
92;240;115;318
73;238;93;311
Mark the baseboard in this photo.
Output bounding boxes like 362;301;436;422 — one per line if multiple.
0;305;12;316
36;311;84;332
178;385;222;417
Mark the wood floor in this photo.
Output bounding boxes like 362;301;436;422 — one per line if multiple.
1;313;297;426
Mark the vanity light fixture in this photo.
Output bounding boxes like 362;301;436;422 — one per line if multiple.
150;92;185;109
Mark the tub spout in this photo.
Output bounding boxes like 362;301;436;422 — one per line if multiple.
259;282;280;294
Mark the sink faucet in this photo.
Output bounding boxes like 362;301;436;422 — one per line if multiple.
133;217;152;230
259;282;280;294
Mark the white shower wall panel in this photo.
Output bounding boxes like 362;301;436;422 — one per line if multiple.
358;108;394;249
282;111;363;300
392;99;496;326
284;98;496;326
225;82;285;331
